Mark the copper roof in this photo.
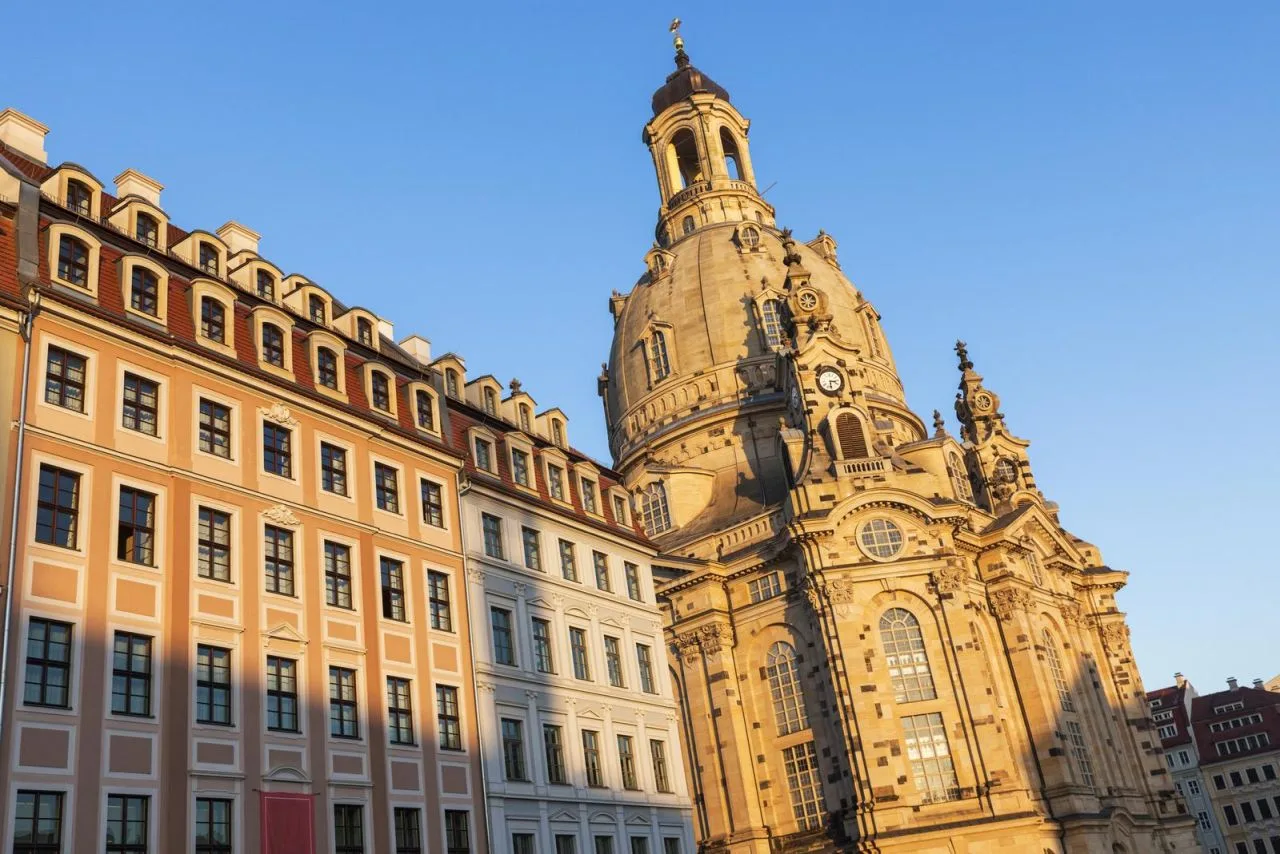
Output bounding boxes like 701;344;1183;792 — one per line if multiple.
651;51;731;116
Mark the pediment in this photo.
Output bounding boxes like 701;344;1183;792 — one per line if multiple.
588;811;617;824
549;810;578;823
263;622;308;646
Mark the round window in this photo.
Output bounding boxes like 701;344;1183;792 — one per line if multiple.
859;518;904;559
741;225;760;248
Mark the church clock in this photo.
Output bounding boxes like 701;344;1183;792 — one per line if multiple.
816;367;844;395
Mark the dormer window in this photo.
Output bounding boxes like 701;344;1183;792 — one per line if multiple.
256;270;275;301
199;297;225;343
370;371;391;412
129;268;159;316
474;437;493;472
612;494;629;525
316;347;339;389
261;324;285;367
512;449;530;487
446;369;460;398
135;212;159;248
356;318;373;346
415;390;435;431
649;331;672;382
519;404;531;432
198;242;219;276
66;179;91;216
580;478;597;514
551;419;565;447
482;387;497;415
761;299;783;348
547;464;565;501
640;482;672;536
57;236;89;287
308;295;326;324
740;225;761;248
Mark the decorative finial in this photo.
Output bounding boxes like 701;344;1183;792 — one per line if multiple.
670;17;684;52
955;339;973;371
510;378;522;393
932;409;946;437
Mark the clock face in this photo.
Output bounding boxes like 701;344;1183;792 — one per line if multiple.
817;368;843;394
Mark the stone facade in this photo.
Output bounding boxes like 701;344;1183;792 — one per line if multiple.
601;41;1200;854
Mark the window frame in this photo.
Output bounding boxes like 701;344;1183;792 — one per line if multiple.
35;463;81;550
328;666;360;739
387;676;415;745
111;630;153;717
43;345;87;413
195;643;233;726
120;371;160;437
23;618;73;709
324;540;354;610
265;654;299;733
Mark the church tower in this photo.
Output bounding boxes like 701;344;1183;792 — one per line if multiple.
601;28;1197;854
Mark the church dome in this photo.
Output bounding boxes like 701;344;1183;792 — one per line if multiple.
650;51;731;116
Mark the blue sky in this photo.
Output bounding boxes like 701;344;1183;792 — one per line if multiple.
8;2;1277;693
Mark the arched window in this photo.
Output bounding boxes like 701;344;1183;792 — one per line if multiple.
667;128;702;189
256;270;275;301
482;387;497;415
639;482;672;536
261;323;284;367
1043;629;1074;712
879;609;937;703
135;212;159;248
835;413;868;459
761;299;783;348
445;369;460;398
57;235;89;286
519;404;531;432
66;179;91;216
130;268;158;316
948;452;973;502
198;242;219;275
415;390;435;431
765;642;808;735
316;347;339;389
356;318;373;346
649;331;672;383
681;215;696;236
740;225;761;249
720;127;743;180
200;298;225;343
308;295;326;324
370;371;391;411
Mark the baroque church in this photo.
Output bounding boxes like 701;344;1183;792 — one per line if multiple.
599;33;1198;854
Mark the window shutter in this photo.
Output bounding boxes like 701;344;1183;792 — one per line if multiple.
835;414;867;459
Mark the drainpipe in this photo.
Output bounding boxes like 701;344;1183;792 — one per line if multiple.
0;162;43;746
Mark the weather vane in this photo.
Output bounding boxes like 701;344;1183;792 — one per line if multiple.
670;17;684;54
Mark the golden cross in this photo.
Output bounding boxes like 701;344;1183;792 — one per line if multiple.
670;17;684;52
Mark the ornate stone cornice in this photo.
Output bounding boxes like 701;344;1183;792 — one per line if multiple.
673;621;735;665
931;563;968;595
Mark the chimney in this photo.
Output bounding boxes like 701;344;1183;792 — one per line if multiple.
378;319;395;343
0;108;49;164
399;335;431;365
216;221;260;256
114;169;163;207
1174;672;1186;689
1227;677;1238;691
1254;679;1264;690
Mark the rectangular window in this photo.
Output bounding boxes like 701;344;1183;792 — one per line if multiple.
117;486;156;566
532;618;554;673
748;572;783;603
902;713;960;803
1196;811;1212;831
199;402;232;460
437;684;462;751
650;740;672;792
334;804;364;854
583;729;604;787
595;839;614;854
394;808;423;854
201;298;226;343
474;438;492;471
1223;804;1238;826
613;494;628;524
387;676;415;745
1259;798;1273;820
121;373;159;436
105;794;149;854
593;551;611;592
482;514;504;559
556;837;578;854
522;527;542;571
196;644;232;725
329;666;359;738
1214;774;1227;790
570;628;590;680
548;465;565;500
632;645;657;697
491;608;515;666
618;735;638;789
663;840;682;854
266;655;298;732
512;449;531;486
630;839;650;854
321;443;348;495
428;571;453;631
381;557;407;622
624;563;643;601
35;465;80;549
111;631;152;716
502;718;528;780
421;480;444;527
44;346;86;412
1242;802;1256;823
544;724;567;784
782;741;825;831
1187;778;1201;795
1231;771;1243;787
24;618;72;708
444;811;470;854
375;463;400;513
1248;768;1261;784
264;525;295;596
581;478;597;512
559;540;578;581
513;834;535;854
14;790;64;854
263;423;292;478
1157;724;1177;739
197;507;231;582
195;797;232;854
1064;719;1095;788
604;636;625;688
325;541;353;609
